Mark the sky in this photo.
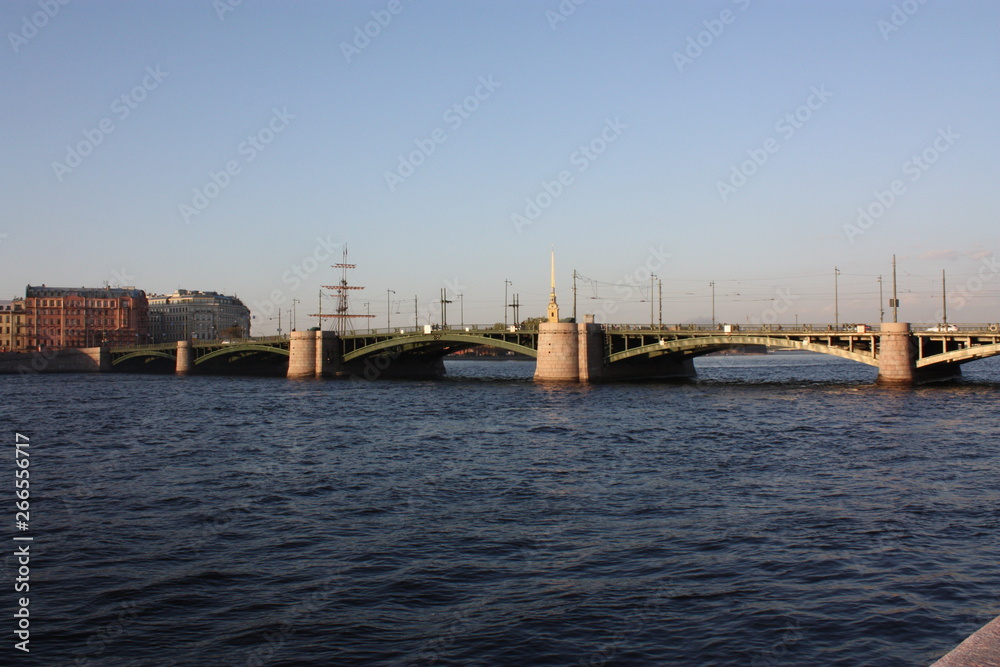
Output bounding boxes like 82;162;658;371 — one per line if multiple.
2;0;999;334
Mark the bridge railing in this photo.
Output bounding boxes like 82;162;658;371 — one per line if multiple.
600;323;1000;334
112;335;290;352
342;323;1000;336
345;324;520;335
599;323;876;333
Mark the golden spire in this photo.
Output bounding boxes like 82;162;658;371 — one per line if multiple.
547;248;560;323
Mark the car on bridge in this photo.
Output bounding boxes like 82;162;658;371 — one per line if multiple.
924;325;959;332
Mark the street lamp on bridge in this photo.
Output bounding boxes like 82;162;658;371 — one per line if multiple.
386;289;395;331
504;279;512;328
834;266;840;328
709;281;715;329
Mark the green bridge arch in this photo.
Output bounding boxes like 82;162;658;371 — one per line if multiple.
194;344;290;365
916;343;1000;368
608;335;880;367
342;333;538;363
111;350;176;366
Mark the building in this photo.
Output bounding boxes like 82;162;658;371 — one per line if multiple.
0;300;25;352
148;290;251;342
22;285;150;349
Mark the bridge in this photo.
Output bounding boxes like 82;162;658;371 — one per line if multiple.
100;321;1000;385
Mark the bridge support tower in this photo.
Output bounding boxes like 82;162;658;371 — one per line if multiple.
534;322;581;381
288;330;341;379
536;316;696;382
176;340;192;375
877;322;960;385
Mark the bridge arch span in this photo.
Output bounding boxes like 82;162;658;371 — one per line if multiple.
916;343;1000;368
342;333;538;363
608;335;880;367
111;350;176;366
194;344;290;365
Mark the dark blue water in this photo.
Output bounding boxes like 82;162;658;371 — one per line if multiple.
3;353;999;666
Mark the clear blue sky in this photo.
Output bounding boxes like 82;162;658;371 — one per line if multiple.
2;0;998;333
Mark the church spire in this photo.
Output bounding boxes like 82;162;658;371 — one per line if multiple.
547;248;560;323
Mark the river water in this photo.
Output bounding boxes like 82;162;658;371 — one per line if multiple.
2;353;999;666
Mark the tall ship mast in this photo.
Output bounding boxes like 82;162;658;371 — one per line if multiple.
310;246;375;335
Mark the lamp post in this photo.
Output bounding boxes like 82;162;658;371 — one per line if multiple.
834;266;840;328
892;254;899;323
709;281;715;329
504;279;512;328
877;276;884;323
291;298;299;332
386;289;395;331
458;293;464;328
658;277;663;329
650;273;656;330
942;269;948;326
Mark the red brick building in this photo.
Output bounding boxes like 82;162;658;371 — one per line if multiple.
22;285;150;350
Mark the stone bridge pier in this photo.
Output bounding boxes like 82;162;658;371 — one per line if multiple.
176;340;192;375
876;323;960;385
288;330;341;379
535;317;695;382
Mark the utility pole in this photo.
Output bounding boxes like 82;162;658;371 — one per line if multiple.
658;277;663;329
892;254;899;323
317;289;322;330
291;298;299;332
504;279;512;328
572;270;577;322
458;293;464;328
414;295;418;329
440;288;452;328
834;266;840;328
877;276;884;323
942;269;948;326
386;289;395;331
364;302;370;333
650;274;655;329
511;294;520;327
710;281;715;328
